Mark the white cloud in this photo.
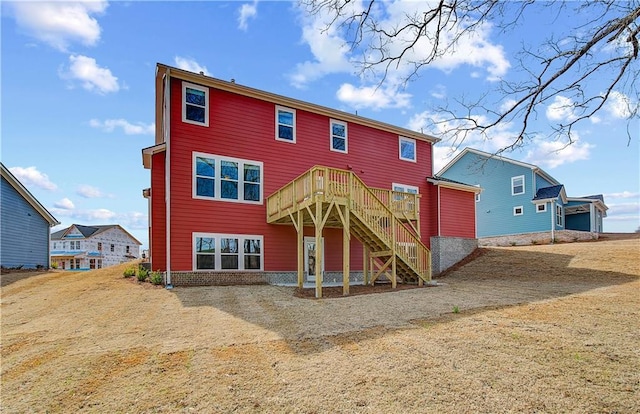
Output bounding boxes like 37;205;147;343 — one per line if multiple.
430;85;447;100
288;11;354;88
54;198;75;210
546;95;578;122
52;207;117;222
605;91;636;119
50;209;147;230
604;191;640;200
291;1;509;89
8;166;57;191
238;1;258;31
77;185;104;198
89;119;155;135
410;108;595;170
8;1;107;51
174;56;211;76
336;83;411;110
60;55;120;94
523;134;593;169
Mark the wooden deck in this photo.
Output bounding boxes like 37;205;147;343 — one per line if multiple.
266;166;431;297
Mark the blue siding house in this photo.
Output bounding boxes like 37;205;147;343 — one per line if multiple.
1;163;60;269
437;148;608;240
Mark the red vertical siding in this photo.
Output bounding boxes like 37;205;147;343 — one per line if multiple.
154;77;439;272
439;187;476;238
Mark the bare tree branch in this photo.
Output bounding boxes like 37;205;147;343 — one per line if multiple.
300;0;640;152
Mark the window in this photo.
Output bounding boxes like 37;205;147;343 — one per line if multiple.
476;193;481;203
110;244;115;252
330;119;347;153
392;183;419;194
126;246;130;254
556;205;563;226
97;242;102;251
399;137;417;162
512;175;525;195
194;152;263;203
194;233;263;271
392;183;419;212
89;259;96;269
276;106;296;143
536;203;547;213
182;82;209;126
514;206;524;216
97;259;102;269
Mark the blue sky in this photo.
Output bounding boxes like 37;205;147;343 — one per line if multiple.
2;1;639;249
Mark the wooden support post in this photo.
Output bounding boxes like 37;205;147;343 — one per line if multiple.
342;205;350;296
391;213;397;289
363;246;369;285
315;199;323;299
297;210;304;288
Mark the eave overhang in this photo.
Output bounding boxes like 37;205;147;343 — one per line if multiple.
142;143;167;169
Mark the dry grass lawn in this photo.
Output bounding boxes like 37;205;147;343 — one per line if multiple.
1;235;639;413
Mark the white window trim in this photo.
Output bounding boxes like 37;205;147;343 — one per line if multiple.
556;205;564;227
193;152;264;205
536;203;547;213
392;183;419;194
330;119;348;153
476;193;481;203
513;206;524;216
399;136;417;162
193;233;264;272
182;82;209;127
275;106;296;143
511;175;525;195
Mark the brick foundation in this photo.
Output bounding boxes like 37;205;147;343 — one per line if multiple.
479;230;599;247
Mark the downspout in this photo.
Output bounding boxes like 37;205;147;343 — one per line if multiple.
437;185;441;236
164;70;173;288
550;200;555;243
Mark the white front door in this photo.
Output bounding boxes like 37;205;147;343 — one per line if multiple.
304;237;324;282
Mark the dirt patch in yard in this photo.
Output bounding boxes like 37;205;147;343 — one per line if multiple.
1;236;638;413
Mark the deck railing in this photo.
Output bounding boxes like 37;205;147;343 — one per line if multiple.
266;166;430;281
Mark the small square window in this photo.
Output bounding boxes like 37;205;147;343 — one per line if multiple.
182;82;209;126
330;120;348;153
514;206;524;216
536;204;547;212
276;106;296;143
399;137;416;162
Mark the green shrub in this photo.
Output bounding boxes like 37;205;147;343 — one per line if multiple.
136;269;148;282
149;270;163;285
453;305;460;314
138;266;149;279
123;266;136;278
51;261;58;269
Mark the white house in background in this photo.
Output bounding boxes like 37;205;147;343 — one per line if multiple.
50;224;142;270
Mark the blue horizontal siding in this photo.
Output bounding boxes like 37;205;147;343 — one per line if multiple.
441;153;554;237
1;177;51;268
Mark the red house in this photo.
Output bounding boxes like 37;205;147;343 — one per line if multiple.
142;64;479;296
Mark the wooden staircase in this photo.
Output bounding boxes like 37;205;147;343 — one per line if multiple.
266;166;431;293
